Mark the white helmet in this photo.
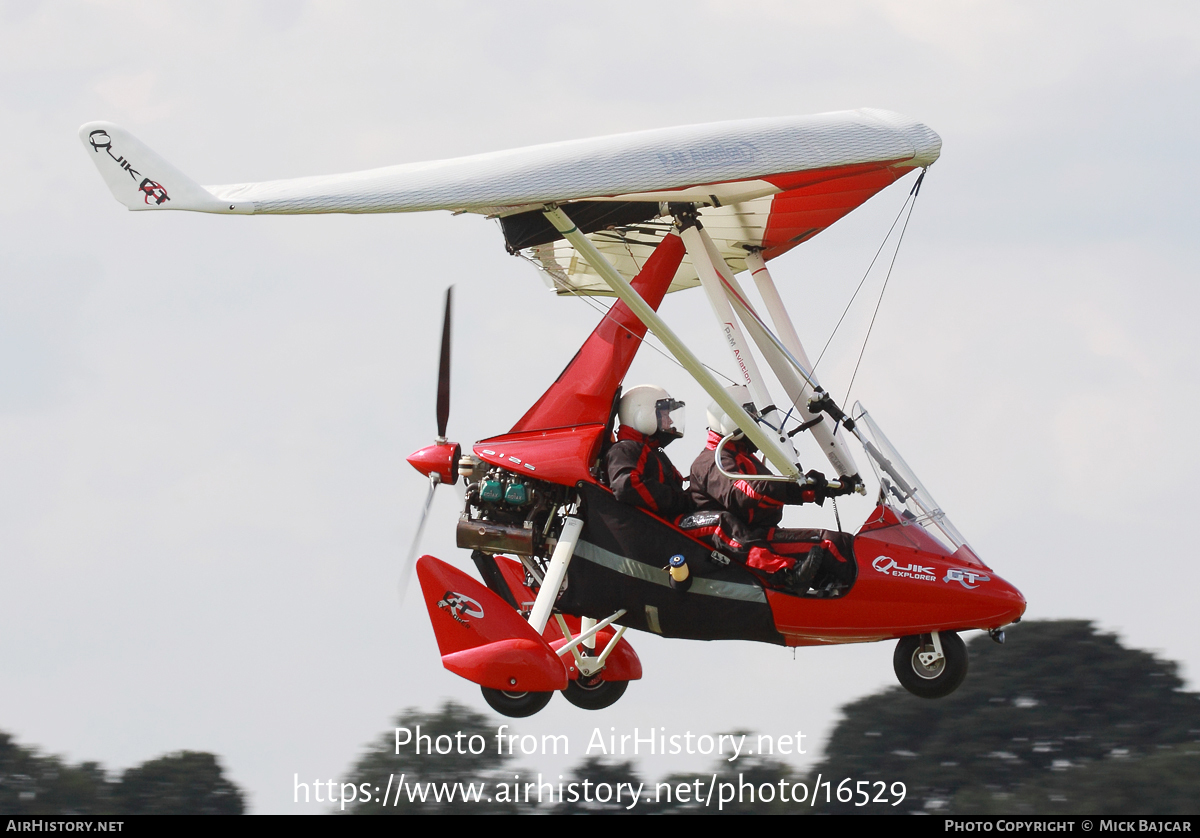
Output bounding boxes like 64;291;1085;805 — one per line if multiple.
618;384;686;439
706;384;752;436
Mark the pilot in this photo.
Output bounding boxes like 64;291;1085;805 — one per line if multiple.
605;385;693;520
687;385;852;591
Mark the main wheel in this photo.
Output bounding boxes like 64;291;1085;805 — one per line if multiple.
480;687;554;718
561;674;628;710
893;631;968;699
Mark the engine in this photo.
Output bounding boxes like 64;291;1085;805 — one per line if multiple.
455;455;575;586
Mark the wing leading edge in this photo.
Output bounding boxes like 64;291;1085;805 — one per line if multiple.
79;109;939;289
79;109;938;215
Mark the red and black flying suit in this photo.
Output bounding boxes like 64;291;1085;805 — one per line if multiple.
687;430;826;573
605;426;693;520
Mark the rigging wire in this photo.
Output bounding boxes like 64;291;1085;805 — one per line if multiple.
501;166;926;426
810;169;924;381
841;171;924;411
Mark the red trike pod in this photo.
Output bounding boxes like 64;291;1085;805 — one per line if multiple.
484;555;642;683
416;556;568;691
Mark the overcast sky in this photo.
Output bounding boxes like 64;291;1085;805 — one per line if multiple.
2;0;1198;814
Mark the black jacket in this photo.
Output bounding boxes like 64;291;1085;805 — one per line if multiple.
605;427;693;519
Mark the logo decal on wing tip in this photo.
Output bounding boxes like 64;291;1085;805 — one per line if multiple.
88;129;112;151
944;568;990;589
437;591;484;625
139;178;170;205
87;128;168;202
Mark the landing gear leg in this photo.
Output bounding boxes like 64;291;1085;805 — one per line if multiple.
893;631;968;699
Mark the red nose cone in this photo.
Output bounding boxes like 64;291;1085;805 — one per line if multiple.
407;442;460;484
984;575;1028;627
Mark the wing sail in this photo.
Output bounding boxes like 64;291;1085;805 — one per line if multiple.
80;108;938;288
80;108;938;216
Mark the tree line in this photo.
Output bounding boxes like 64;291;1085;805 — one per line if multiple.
0;740;243;815
5;620;1198;814
337;621;1200;815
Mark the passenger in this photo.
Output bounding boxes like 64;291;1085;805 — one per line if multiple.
605;385;693;520
686;385;851;592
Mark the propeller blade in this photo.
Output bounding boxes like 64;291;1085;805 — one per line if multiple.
398;475;439;606
436;287;453;439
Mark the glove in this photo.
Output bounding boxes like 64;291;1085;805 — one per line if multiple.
795;470;828;505
828;473;863;497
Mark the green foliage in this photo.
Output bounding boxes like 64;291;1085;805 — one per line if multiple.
113;751;244;815
649;751;807;815
952;748;1200;815
341;700;534;814
809;620;1200;815
550;756;645;814
0;732;243;815
0;733;113;815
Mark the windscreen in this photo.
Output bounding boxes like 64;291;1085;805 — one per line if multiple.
852;402;983;565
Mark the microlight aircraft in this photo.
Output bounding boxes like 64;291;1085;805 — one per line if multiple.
80;109;1026;718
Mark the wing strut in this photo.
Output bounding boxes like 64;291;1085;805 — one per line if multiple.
540;205;801;479
738;250;862;482
675;210;803;471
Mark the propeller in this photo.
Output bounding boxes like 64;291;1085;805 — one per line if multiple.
436;286;452;441
399;287;460;605
397;472;439;607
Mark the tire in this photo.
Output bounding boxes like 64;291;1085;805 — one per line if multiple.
480;687;554;718
562;675;629;710
893;631;968;699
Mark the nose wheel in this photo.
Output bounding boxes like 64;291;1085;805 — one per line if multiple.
893;631;968;698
